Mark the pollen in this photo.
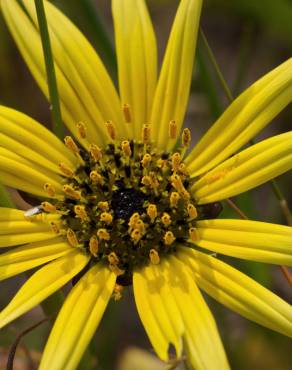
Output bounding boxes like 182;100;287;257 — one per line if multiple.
39;125;222;286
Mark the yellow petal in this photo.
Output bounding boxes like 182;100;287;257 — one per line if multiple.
195;219;292;265
180;248;292;337
150;0;202;150
133;272;170;361
0;106;76;169
1;0;122;146
166;257;230;370
112;0;157;140
39;265;115;370
0;237;72;281
0;154;63;195
0;232;58;248
0;250;89;328
0;207;27;221
0;146;62;183
0;170;55;198
186;58;292;175
192;132;292;204
134;264;184;361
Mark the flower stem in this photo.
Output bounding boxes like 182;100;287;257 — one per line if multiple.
199;29;292;285
199;28;292;227
34;0;64;139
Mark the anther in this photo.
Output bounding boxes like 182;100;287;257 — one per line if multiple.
63;185;81;200
108;252;119;265
170;192;180;207
98;201;109;211
89;235;99;257
182;128;191;147
135;219;145;234
41;201;56;213
141;153;152;168
76;121;87;138
123;103;132;123
149;249;160;265
131;229;142;243
171;152;181;172
44;183;56;197
147;204;157;223
74;205;88;221
161;212;171;227
121;141;131;157
97;228;110;240
89;144;102;162
105;120;116;140
149;172;159;189
142;124;151;144
67;228;79;247
141;175;152;187
50;221;60;234
187;204;198;220
178;163;189;176
128;212;140;228
59;162;75;178
170;174;185;193
113;284;124;301
90;171;104;185
164;231;176;245
189;227;199;242
109;264;125;276
181;189;190;201
64;136;79;154
100;212;113;225
168;120;177;139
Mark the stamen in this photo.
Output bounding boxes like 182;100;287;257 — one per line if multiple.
182;128;191;148
141;154;152;168
89;235;99;257
181;189;191;201
63;185;81;200
161;212;171;227
178;163;189;176
141;175;151;187
41;201;56;213
105;120;116;140
100;212;113;224
171;174;185;193
187;204;198;220
135;219;145;234
59;163;75;178
128;212;140;228
149;249;160;265
113;284;124;301
76;121;87;139
123;103;132;123
44;183;56;197
50;221;60;234
170;192;180;207
90;171;104;185
98;201;109;211
67;228;79;247
121;141;132;157
131;229;142;243
164;231;176;245
108;252;119;265
109;264;125;276
97;228;110;240
147;204;157;223
89;144;102;162
64;136;79;154
189;227;199;242
142;124;151;144
168;120;177;139
74;205;88;221
171;152;181;172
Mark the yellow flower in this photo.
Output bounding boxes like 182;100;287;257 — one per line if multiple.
0;1;292;369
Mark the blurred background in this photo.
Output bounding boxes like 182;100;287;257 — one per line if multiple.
0;0;291;369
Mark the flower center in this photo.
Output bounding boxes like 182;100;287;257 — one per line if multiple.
39;120;222;287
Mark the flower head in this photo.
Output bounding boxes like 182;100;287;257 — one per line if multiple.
0;0;292;369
